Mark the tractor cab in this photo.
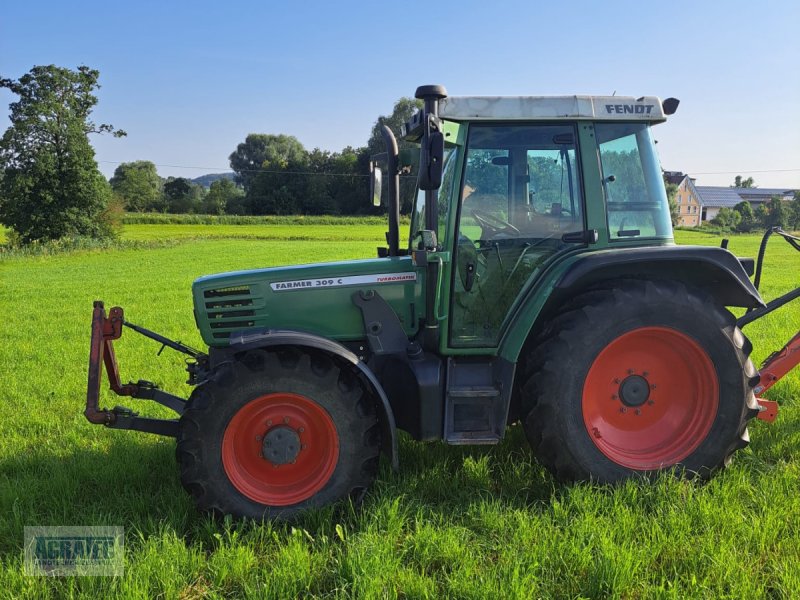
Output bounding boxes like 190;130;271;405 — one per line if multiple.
376;86;677;350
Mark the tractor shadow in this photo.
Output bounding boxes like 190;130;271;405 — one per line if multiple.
370;424;563;515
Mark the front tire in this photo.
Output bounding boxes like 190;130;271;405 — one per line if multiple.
520;280;759;482
177;348;381;520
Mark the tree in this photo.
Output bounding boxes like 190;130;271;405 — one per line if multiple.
763;195;788;229
202;178;244;215
163;177;203;213
733;200;755;232
754;203;769;228
733;175;755;188
663;176;680;228
229;134;307;192
0;65;125;243
109;160;162;211
789;191;800;231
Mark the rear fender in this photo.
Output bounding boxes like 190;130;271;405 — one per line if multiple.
212;328;399;470
502;245;764;363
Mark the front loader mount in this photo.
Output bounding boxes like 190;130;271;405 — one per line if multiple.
85;301;207;437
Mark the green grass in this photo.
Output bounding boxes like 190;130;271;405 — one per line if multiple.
0;224;798;598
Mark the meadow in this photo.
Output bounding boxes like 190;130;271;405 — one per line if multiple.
0;219;798;598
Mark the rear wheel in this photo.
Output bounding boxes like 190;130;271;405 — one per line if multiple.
177;348;380;520
520;280;759;482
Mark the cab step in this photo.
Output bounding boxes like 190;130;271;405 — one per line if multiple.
444;358;514;444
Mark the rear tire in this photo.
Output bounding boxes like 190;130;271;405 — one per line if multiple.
177;348;381;520
520;280;759;482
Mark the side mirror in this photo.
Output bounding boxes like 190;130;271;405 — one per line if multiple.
418;130;444;191
370;162;383;207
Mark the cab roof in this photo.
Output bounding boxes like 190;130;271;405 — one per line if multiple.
438;95;668;123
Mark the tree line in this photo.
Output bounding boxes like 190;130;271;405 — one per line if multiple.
711;194;800;232
109;100;422;217
1;64;798;244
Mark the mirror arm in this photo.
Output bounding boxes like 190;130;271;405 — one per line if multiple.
380;124;400;257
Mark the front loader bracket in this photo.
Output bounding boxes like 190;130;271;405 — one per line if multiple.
85;301;201;437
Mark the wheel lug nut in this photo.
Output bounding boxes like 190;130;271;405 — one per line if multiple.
613;378;620;384
647;400;655;406
301;444;307;449
650;384;657;390
266;420;272;426
298;427;305;433
611;394;618;400
635;409;641;416
619;407;627;414
283;417;290;424
627;369;634;375
255;435;262;441
642;371;649;377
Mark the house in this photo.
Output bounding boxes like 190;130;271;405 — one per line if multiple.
663;171;703;226
663;170;796;226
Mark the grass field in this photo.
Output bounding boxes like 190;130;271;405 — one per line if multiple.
0;221;798;598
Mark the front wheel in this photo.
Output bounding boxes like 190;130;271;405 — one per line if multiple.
520;280;760;482
177;348;381;520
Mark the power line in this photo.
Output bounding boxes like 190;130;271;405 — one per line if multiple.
96;160;371;177
96;159;799;179
689;168;799;175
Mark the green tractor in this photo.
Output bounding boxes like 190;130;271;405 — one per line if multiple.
86;85;799;520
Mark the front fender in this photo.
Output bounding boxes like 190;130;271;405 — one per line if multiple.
212;328;399;470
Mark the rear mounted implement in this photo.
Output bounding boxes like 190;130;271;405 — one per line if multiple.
85;301;207;437
735;227;800;422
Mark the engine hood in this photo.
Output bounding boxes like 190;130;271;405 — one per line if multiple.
192;256;423;347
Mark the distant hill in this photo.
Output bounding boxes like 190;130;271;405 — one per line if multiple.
191;172;236;188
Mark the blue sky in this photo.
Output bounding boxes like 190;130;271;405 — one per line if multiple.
2;0;798;187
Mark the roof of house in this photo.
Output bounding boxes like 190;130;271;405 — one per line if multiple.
694;187;746;208
735;187;795;198
694;186;797;208
663;171;687;186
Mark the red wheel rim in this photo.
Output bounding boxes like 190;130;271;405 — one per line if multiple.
222;392;339;506
582;327;718;470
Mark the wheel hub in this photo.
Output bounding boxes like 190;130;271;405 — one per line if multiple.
618;375;650;407
262;425;301;465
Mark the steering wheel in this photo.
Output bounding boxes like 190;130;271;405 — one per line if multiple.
471;209;520;237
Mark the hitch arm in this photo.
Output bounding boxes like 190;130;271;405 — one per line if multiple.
85;301;191;437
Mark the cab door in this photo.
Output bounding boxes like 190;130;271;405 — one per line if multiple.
448;123;587;349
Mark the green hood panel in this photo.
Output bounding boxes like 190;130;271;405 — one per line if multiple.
193;256;423;347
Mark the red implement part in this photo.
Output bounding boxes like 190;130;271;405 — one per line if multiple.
85;301;136;425
755;331;800;422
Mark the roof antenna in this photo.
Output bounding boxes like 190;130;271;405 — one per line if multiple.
612;90;616;96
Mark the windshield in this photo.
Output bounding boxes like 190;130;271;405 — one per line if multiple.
595;123;672;240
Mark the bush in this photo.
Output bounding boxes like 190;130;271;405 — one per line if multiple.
710;207;741;232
